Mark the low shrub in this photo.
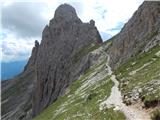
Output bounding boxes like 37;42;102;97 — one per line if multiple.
151;109;160;120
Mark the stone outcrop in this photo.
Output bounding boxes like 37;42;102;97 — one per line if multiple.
1;4;102;119
32;4;102;116
1;41;39;120
24;40;39;71
108;1;160;69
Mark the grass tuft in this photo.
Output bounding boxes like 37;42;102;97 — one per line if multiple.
151;109;160;120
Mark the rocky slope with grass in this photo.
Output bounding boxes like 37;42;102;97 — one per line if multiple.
2;1;160;120
33;44;160;120
1;59;36;120
108;1;160;70
32;4;102;117
2;3;103;120
115;44;160;119
33;2;160;120
33;45;126;120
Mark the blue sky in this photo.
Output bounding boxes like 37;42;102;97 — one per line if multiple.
1;0;144;63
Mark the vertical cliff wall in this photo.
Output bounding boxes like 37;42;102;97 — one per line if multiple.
108;2;160;69
32;4;102;116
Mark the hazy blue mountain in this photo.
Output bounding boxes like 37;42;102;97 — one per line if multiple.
100;32;112;41
1;60;27;80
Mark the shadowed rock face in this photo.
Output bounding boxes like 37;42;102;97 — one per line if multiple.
108;1;160;69
1;41;38;120
32;4;102;116
24;40;39;71
1;4;102;120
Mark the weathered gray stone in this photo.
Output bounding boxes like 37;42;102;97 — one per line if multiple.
24;40;39;71
1;69;35;120
1;40;39;120
90;19;95;26
108;2;160;69
32;4;102;116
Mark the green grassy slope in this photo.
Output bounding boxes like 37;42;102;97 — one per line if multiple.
33;44;160;120
115;45;160;107
33;60;125;120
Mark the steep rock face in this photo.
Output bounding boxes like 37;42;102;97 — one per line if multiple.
24;40;39;71
1;40;40;120
108;1;160;69
32;4;102;116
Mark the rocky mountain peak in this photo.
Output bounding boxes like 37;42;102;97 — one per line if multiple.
35;40;39;47
54;4;78;22
32;4;102;116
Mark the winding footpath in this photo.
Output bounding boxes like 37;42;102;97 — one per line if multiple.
99;56;150;120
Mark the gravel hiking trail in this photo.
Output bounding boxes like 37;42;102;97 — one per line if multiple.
100;56;150;120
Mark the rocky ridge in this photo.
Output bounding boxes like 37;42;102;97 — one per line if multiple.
108;1;160;69
31;4;102;116
1;63;35;120
1;3;102;120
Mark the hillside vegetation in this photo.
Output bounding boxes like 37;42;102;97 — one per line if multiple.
34;44;160;120
115;45;160;108
34;48;125;120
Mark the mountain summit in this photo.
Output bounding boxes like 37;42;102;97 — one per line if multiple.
31;3;102;116
54;4;79;22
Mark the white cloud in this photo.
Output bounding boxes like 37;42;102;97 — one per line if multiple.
39;0;144;36
79;0;144;35
1;29;39;63
34;0;144;35
1;0;144;62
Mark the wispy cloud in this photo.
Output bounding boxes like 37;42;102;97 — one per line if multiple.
2;2;47;38
1;30;37;62
1;0;144;62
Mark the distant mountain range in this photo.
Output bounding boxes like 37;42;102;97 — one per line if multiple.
1;60;27;80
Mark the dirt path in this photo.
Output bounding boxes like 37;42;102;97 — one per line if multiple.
99;56;150;120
